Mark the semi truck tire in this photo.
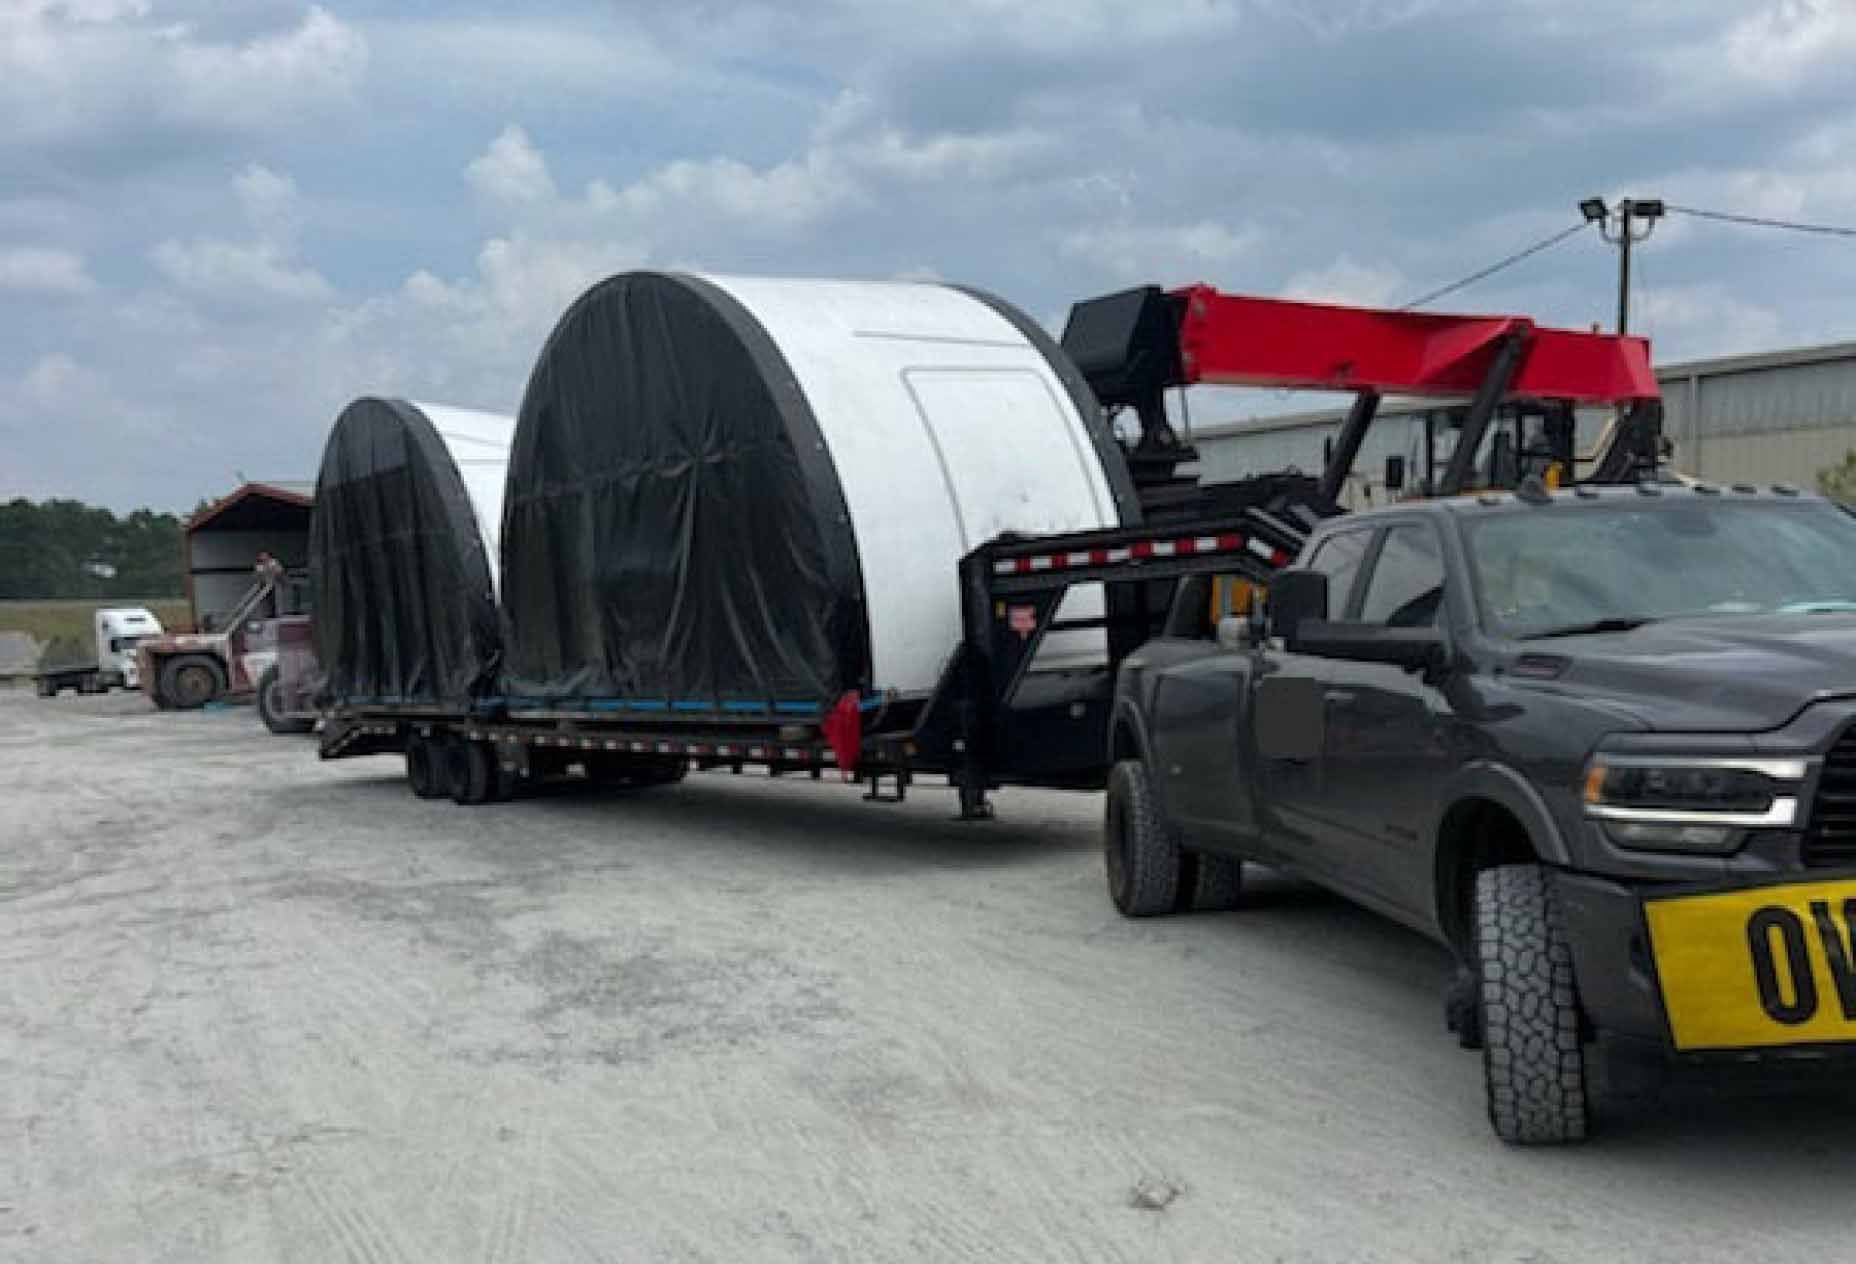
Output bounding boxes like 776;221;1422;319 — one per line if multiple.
257;666;313;735
405;733;445;800
36;676;55;698
1105;759;1181;917
1475;864;1590;1145
158;654;226;710
448;736;497;806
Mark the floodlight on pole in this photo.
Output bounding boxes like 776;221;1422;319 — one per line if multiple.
1580;195;1662;334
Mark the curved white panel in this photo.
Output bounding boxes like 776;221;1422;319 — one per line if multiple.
412;402;516;596
695;275;1121;694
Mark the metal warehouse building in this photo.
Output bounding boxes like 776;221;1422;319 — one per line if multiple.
1190;340;1856;502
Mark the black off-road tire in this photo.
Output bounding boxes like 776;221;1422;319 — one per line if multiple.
449;736;497;806
1186;850;1245;911
1476;864;1590;1145
1105;759;1181;917
257;666;313;735
159;654;226;710
405;733;445;800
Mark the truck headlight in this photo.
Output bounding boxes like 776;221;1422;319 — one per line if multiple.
1581;757;1805;853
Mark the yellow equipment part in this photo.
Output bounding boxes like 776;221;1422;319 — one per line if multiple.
1210;575;1259;623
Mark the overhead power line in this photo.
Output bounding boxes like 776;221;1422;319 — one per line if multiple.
1665;204;1856;239
1399;222;1587;311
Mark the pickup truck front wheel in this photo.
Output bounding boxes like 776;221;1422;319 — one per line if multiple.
1105;760;1180;916
1475;864;1590;1145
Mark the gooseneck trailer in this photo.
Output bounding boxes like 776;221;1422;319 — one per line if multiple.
315;274;1663;817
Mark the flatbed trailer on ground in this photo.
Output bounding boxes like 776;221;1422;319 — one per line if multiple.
318;283;1665;817
319;495;1315;816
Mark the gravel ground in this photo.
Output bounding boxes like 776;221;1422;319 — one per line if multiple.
4;688;1855;1263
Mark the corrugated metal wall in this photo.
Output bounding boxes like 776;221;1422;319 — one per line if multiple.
1661;354;1856;486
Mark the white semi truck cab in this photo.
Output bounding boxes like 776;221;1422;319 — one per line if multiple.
97;607;163;688
36;606;164;696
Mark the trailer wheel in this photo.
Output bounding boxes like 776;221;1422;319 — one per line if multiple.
405;733;446;800
1476;864;1591;1145
1105;759;1181;917
158;654;226;710
448;736;498;806
257;666;313;735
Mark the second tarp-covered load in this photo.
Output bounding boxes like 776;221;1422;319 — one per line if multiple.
500;271;1138;716
310;398;514;709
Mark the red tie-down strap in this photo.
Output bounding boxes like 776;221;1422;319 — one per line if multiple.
820;692;862;775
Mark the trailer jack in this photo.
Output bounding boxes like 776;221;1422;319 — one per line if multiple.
862;770;911;804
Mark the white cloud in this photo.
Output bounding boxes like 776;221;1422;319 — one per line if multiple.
1635;284;1784;358
0;246;96;295
1281;256;1406;307
234;164;304;243
150;238;332;303
1058;220;1257;283
466;125;556;205
0;4;367;157
589;151;857;233
149;165;330;303
1722;0;1856;86
21;351;89;403
169;6;367;121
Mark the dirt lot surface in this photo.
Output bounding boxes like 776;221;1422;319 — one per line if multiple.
5;689;1855;1262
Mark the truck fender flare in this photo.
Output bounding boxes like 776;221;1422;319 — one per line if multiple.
1426;760;1573;868
1108;700;1153;767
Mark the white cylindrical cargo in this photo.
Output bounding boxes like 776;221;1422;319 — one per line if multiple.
501;271;1136;712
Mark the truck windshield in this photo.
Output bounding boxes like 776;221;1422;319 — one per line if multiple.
1465;499;1856;638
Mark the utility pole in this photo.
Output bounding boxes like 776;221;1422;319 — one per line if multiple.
1580;197;1663;334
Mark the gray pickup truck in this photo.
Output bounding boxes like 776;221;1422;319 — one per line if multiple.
1106;481;1856;1143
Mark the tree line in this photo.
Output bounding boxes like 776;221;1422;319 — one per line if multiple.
0;498;187;599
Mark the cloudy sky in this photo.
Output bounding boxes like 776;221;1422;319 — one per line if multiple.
4;0;1855;510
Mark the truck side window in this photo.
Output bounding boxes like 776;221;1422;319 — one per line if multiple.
1304;529;1371;617
1358;525;1445;627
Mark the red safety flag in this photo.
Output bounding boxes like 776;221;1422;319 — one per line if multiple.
821;692;862;776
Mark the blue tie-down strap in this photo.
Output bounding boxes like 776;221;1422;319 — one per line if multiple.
498;693;892;717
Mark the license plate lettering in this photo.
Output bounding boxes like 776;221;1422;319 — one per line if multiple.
1647;879;1856;1051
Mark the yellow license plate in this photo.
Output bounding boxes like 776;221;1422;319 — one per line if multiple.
1646;878;1856;1051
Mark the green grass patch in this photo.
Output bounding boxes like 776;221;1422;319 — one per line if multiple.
0;598;192;654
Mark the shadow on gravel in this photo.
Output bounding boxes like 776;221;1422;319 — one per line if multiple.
1593;1074;1856;1156
1209;870;1856;1162
291;766;1082;875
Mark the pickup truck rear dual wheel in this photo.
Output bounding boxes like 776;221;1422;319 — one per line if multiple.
1475;864;1591;1145
1185;851;1244;911
158;654;226;710
1105;760;1181;917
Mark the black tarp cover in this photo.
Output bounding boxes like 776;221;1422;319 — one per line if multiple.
500;272;868;711
310;398;502;707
